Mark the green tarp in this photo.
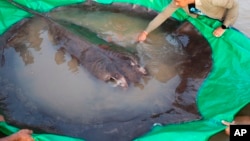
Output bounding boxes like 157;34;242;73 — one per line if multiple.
1;0;250;141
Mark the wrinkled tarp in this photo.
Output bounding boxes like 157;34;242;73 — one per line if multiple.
1;0;250;141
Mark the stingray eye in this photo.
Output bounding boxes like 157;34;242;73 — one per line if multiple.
114;73;119;79
109;73;119;82
104;74;111;81
130;61;135;66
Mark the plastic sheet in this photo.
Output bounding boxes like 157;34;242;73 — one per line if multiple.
1;0;250;141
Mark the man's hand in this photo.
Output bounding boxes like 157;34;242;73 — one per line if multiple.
11;129;34;141
137;31;148;42
222;116;250;136
0;129;34;141
222;120;235;136
213;26;226;37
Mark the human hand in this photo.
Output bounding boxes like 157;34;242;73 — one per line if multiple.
7;129;34;141
222;120;235;136
222;116;250;136
0;115;4;121
213;26;226;37
137;31;148;42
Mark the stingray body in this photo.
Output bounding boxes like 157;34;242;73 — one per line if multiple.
49;19;146;88
9;0;146;88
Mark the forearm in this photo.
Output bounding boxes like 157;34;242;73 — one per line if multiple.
223;1;239;27
144;13;171;33
211;0;239;27
144;2;178;34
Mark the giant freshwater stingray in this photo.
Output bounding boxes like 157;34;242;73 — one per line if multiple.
0;1;212;141
8;0;147;88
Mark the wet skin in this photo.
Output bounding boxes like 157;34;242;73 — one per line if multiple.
48;20;147;88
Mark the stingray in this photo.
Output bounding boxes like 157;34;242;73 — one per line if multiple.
0;1;212;141
9;0;148;89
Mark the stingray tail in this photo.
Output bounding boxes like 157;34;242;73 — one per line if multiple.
7;0;48;19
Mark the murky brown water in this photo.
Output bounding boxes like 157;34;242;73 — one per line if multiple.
2;9;188;122
0;1;248;140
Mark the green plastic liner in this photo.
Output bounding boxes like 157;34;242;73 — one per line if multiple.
1;0;250;141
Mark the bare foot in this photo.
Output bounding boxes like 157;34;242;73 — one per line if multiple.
222;116;250;136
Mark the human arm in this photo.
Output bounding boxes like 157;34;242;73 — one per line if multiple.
212;0;239;37
137;1;178;41
211;0;239;27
